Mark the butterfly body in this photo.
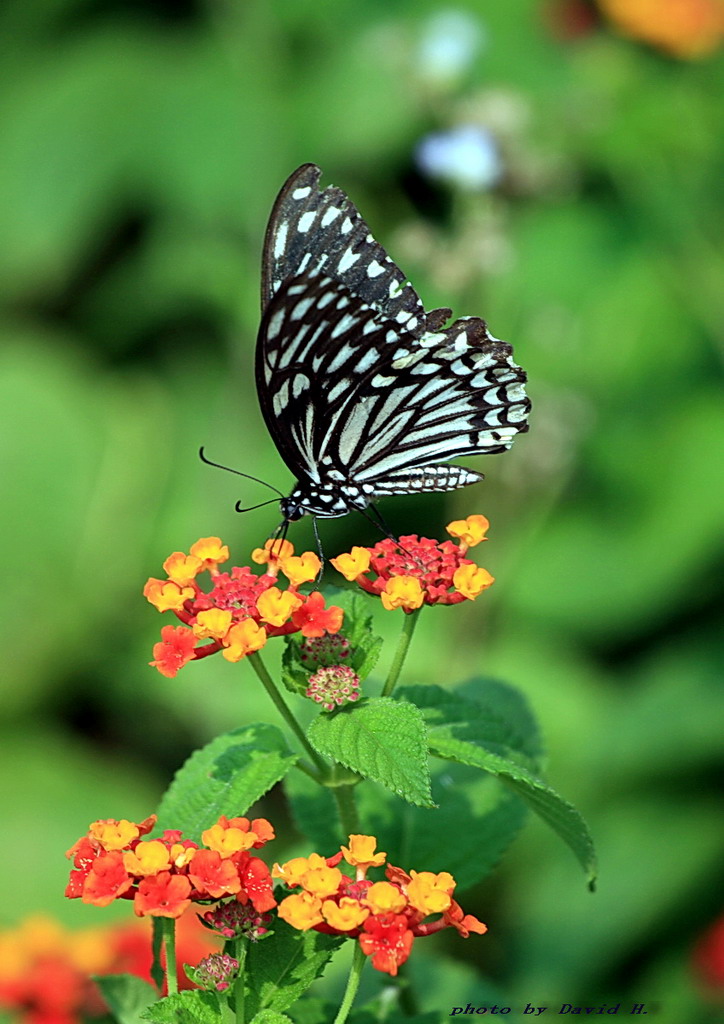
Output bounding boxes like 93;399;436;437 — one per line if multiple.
256;164;530;522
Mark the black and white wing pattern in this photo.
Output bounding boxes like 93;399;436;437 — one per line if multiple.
255;163;530;521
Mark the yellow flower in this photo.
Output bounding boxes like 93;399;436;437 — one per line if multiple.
331;546;372;581
256;586;303;627
365;881;407;915
122;841;172;877
222;620;267;662
189;537;230;567
252;538;295;565
341;835;387;871
452;564;494;600
143;579;195;613
201;823;257;858
406;870;455;915
380;576;425;611
162;551;203;586
322;897;370;931
281;551;321;586
446;514;490;550
192;608;233;640
277;892;324;931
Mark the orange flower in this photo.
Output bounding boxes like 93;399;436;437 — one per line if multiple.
446;514;490;551
452;563;494;600
187;851;242;899
275;835;487;975
597;0;724;57
134;872;192;918
291;591;344;637
341;836;387;872
82;853;133;907
150;625;196;678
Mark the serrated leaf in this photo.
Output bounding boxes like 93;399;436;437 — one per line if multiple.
244;920;341;1019
155;725;297;840
141;991;222;1024
409;688;596;884
308;698;433;808
398;684;542;769
457;678;545;762
94;974;158;1024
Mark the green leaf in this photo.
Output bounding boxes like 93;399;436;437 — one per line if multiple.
141;991;222;1024
308;697;434;808
155;725;297;840
400;683;544;767
249;1012;295;1024
244;920;341;1019
357;763;527;892
94;974;158;1024
405;687;596;885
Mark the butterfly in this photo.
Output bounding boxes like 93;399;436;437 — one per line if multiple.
256;163;530;524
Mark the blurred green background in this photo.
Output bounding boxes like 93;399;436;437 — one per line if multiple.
1;0;723;1020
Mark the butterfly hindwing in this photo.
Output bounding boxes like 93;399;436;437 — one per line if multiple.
256;272;529;496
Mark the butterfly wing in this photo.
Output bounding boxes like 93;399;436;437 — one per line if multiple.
256;272;529;495
261;164;426;333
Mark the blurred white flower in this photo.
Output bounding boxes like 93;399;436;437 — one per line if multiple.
415;123;503;191
417;9;485;84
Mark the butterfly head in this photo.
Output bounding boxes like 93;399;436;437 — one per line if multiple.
280;480;372;522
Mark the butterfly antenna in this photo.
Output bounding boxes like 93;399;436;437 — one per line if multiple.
198;447;285;498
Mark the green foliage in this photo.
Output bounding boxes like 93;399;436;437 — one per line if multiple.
244;922;341;1020
400;684;597;885
156;725;297;839
308;697;434;808
94;975;158;1024
141;991;221;1024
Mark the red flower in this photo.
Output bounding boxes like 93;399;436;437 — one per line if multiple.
358;913;415;976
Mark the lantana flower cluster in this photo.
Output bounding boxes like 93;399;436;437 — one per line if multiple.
144;537;343;677
0;913;218;1024
331;515;494;612
273;834;486;976
65;814;277;920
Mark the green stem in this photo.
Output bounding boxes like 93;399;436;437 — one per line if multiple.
234;939;248;1024
163;917;178;996
332;782;360;837
247;651;327;775
381;608;422;697
333;942;367;1024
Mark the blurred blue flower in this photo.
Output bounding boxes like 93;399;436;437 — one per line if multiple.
415;124;503;191
417;9;485;84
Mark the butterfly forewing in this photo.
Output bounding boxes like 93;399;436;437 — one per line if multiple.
255;164;531;519
261;163;426;333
